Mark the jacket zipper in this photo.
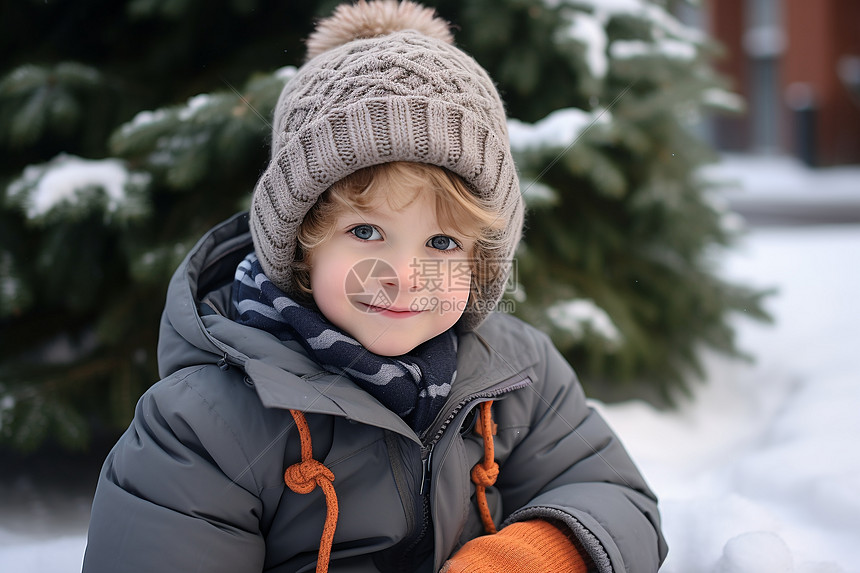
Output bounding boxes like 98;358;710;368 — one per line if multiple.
391;374;533;571
388;443;434;571
424;373;532;446
419;445;433;496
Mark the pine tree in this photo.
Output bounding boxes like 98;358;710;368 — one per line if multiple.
443;0;771;402
0;0;769;451
0;0;315;450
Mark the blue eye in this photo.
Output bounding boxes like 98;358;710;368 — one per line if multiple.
350;225;382;241
428;235;460;251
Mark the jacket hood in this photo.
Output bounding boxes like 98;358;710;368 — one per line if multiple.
158;212;256;378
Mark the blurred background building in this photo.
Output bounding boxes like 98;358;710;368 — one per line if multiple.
703;0;860;166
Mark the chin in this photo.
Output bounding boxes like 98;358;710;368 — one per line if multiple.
363;339;418;357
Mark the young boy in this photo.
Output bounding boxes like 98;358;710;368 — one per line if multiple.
83;2;667;572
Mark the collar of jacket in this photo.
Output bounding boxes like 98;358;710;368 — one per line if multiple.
158;212;538;444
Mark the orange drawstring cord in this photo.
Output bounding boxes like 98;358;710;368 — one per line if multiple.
470;400;499;534
284;410;339;573
284;404;496;569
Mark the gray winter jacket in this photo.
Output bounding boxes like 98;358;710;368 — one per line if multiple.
83;212;667;572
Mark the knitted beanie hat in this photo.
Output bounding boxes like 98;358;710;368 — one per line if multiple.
249;0;523;330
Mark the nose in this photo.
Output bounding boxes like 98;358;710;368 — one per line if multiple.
379;252;424;293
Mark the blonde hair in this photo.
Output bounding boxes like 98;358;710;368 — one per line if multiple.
292;161;509;305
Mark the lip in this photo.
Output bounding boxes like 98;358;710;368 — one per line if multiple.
360;303;424;317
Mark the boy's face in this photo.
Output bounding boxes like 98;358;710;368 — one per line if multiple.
309;187;475;356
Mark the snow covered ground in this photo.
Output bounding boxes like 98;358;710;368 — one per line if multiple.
1;155;858;572
596;155;860;572
597;222;860;573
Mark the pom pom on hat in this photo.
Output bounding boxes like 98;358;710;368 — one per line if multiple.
306;0;454;60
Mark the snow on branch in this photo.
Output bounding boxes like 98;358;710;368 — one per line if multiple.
7;154;150;222
116;108;172;141
178;94;214;121
610;38;697;61
507;107;612;152
547;298;622;346
547;0;705;58
700;88;745;113
275;65;298;82
561;11;608;78
569;0;704;43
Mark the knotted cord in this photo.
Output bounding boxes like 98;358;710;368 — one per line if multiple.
470;400;499;534
284;410;339;573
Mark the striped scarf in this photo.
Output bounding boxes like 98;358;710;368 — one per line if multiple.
232;252;456;433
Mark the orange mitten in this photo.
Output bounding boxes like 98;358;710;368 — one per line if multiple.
440;519;588;573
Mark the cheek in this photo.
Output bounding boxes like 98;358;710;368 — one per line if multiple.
437;267;471;318
453;269;472;291
309;254;348;308
445;266;472;301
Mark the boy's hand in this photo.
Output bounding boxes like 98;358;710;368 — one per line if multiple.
439;520;588;573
